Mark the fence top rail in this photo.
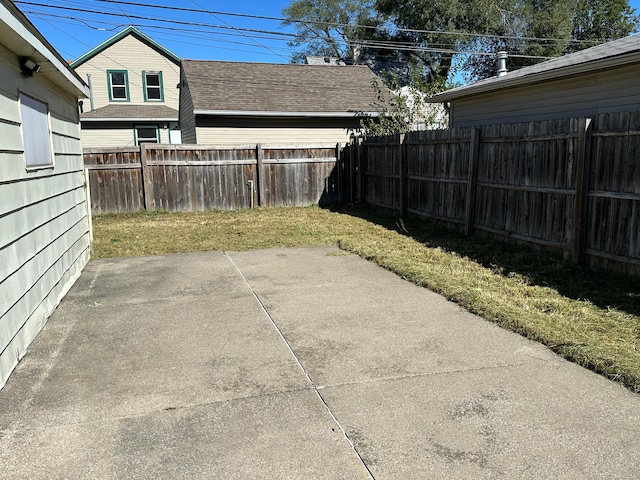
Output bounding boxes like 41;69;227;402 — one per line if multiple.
149;160;257;166
83;147;141;154
145;143;257;151
144;143;341;151
480;133;581;143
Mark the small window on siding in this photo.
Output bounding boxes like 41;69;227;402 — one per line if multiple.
135;125;159;145
19;93;53;169
108;70;129;101
143;71;164;102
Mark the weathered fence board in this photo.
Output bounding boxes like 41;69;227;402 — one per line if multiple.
84;143;346;214
84;148;143;214
354;111;640;275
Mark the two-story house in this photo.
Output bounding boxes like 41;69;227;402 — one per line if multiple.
71;26;181;148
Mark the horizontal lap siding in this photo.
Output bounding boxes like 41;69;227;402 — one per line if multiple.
450;65;640;127
80;127;136;149
73;35;180;110
195;127;352;145
0;47;90;388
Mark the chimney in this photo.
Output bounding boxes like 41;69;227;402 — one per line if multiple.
497;51;508;77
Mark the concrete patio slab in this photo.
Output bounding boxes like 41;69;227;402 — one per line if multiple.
1;247;639;479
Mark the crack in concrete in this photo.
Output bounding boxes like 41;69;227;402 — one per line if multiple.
224;251;376;480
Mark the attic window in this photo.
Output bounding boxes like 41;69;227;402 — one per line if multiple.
143;71;164;102
108;70;129;101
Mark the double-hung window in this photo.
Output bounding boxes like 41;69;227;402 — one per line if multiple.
143;71;164;102
108;70;129;101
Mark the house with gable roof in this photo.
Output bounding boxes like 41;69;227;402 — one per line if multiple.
71;26;181;147
0;0;91;388
178;60;385;145
430;34;640;127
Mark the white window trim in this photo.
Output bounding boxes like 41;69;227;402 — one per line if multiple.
108;70;129;102
134;124;160;145
143;71;164;102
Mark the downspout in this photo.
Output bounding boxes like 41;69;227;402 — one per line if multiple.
86;74;95;111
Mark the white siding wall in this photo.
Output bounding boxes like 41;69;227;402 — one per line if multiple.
449;64;640;127
80;124;173;148
195;126;353;145
0;45;90;389
74;35;180;111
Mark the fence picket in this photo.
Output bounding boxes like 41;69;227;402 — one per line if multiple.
357;111;640;275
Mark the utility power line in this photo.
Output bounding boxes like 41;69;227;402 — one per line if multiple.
18;0;603;63
16;0;603;46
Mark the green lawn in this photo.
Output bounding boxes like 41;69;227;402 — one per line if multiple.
92;205;640;393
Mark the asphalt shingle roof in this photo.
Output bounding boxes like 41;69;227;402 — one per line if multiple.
431;34;640;102
80;104;178;120
181;60;384;114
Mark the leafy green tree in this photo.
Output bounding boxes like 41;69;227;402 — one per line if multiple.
281;0;380;63
569;0;638;52
375;0;638;82
359;75;448;136
374;0;513;83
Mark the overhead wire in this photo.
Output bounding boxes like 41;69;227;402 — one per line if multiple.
16;0;601;62
49;0;604;46
188;0;290;61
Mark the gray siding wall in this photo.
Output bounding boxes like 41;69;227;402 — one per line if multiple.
449;63;640;127
0;44;90;389
178;68;196;144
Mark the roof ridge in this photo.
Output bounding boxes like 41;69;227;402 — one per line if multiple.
70;26;180;68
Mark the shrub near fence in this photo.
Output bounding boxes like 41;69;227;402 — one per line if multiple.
353;111;640;275
84;143;348;214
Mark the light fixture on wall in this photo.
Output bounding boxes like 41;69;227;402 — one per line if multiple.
21;57;42;77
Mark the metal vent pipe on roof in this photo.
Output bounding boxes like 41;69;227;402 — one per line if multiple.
497;51;508;77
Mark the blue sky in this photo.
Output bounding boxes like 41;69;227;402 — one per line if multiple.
16;0;640;65
19;0;297;63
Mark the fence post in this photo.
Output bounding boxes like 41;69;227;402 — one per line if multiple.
399;133;407;217
140;143;155;210
464;128;481;236
356;137;364;204
255;144;264;207
336;143;343;203
572;117;593;264
348;139;355;203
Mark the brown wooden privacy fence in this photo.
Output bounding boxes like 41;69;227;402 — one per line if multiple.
351;111;640;275
84;143;348;214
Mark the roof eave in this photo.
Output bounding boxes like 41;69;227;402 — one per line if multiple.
81;116;178;122
1;0;89;97
430;51;640;103
192;110;381;118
